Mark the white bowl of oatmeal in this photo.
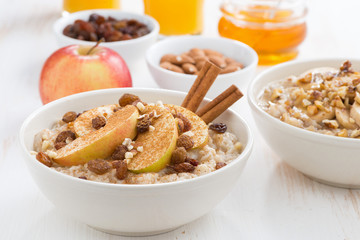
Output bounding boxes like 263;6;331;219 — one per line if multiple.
248;58;360;188
19;88;253;236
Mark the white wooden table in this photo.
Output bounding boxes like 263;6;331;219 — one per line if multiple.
1;0;360;239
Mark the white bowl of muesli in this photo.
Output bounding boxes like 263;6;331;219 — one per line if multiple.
20;88;252;236
248;58;360;188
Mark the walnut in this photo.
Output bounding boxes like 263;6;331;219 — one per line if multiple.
176;134;194;150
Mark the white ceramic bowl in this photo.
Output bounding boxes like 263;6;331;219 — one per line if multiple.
146;36;258;98
53;10;159;66
248;58;360;188
20;88;253;236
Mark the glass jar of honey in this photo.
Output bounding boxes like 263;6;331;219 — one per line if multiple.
218;0;307;65
143;0;204;36
63;0;120;14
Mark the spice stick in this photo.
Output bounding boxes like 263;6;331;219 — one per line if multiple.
198;85;243;124
181;61;221;112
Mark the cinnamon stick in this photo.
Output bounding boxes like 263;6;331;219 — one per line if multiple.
197;85;243;124
181;61;221;112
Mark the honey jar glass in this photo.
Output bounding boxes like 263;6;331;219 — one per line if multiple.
63;0;120;14
143;0;204;36
218;0;307;65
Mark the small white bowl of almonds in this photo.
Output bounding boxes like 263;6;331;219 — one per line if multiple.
146;36;258;98
248;58;360;188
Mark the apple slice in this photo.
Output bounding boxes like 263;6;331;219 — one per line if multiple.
54;105;139;166
127;105;178;173
73;104;118;137
165;104;208;149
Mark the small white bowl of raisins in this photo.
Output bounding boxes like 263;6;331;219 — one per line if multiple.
54;9;159;66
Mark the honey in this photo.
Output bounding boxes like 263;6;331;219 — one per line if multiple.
63;0;120;14
218;1;307;65
143;0;204;36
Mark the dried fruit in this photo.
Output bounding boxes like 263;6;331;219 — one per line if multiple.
137;117;151;133
112;145;128;160
87;159;112;175
119;93;140;107
209;123;227;133
177;134;194;149
115;160;128;180
186;158;199;166
171;147;187;164
177;118;185;133
36;152;53;167
172;162;195;173
79;176;87;180
55;130;76;150
215;162;227;170
92;116;106;130
62;111;77;123
176;113;192;132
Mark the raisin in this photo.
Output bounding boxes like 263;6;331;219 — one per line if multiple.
55;131;76;143
215;162;227;170
36;152;52;167
137;117;151;133
340;60;353;73
177;118;185;134
172;162;195;173
186;158;199;166
62;111;77;123
177;135;194;150
89;14;105;25
92;116;106;130
171;147;187;164
118;93;140;107
113;106;122;112
176;113;192;132
111;145;127;160
209;123;227;133
54;141;67;150
115;160;128;180
87;159;111;175
79;176;87;180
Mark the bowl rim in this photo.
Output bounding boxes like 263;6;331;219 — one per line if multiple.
248;57;360;146
20;88;253;190
53;9;160;46
145;35;258;79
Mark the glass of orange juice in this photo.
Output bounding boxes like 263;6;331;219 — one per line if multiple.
143;0;204;36
63;0;120;14
218;0;307;65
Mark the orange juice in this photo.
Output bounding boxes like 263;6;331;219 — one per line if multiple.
143;0;203;35
63;0;120;14
218;1;307;65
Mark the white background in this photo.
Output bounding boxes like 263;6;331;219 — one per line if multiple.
1;0;360;239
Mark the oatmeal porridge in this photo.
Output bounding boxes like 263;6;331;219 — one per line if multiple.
259;61;360;137
32;93;243;184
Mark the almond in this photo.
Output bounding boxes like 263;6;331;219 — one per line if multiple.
203;49;223;57
188;48;206;58
160;61;184;73
182;63;198;74
195;60;206;71
208;55;226;68
220;65;241;74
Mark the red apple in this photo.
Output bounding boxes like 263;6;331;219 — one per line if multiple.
39;44;132;104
